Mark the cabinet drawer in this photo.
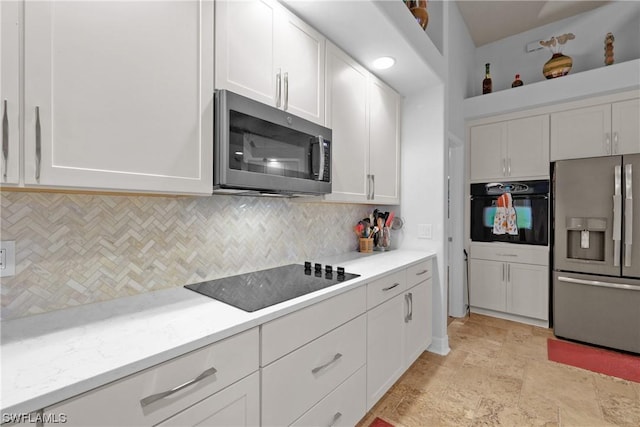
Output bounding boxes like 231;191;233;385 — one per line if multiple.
47;328;259;427
261;315;366;427
406;259;432;288
156;372;259;427
470;243;548;265
367;270;406;309
261;286;366;366
291;366;366;427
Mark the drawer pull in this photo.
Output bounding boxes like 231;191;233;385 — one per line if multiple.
496;253;518;257
382;283;400;291
311;353;342;375
139;366;217;407
329;412;342;427
415;269;429;276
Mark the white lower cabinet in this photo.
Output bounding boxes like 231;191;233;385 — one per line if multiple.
44;328;259;426
366;292;406;408
156;372;259;427
469;243;549;325
366;260;433;410
261;314;367;427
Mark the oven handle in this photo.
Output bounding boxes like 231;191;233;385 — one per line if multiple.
557;276;639;291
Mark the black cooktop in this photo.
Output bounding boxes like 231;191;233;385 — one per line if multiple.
184;263;360;312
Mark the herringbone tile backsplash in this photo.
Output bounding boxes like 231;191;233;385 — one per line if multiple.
0;192;370;320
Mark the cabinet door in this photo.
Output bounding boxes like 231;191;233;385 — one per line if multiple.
366;293;405;410
469;259;506;312
507;263;548;320
323;43;369;203
507;115;549;178
275;8;325;125
612;98;640;155
550;104;612;161
0;0;20;184
24;1;214;194
155;372;260;427
369;76;400;204
470;122;507;181
215;0;277;108
404;279;432;368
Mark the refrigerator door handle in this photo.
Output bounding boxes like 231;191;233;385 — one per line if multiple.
625;163;633;267
558;276;640;291
613;165;622;267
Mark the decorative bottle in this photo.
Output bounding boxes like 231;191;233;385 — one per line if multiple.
482;63;492;94
511;74;523;88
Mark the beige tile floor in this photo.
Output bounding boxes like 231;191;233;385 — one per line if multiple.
357;314;640;427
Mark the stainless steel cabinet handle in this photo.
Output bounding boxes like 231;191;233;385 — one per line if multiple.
613;165;622;267
415;269;429;276
382;283;399;291
140;366;217;407
371;174;375;199
507;264;511;282
625;163;633;267
502;158;506;176
404;293;411;323
605;132;611;155
283;71;289;111
502;263;505;281
407;292;413;322
507;158;511;176
366;174;371;200
311;353;342;374
496;253;518;257
558;276;639;291
613;132;619;154
275;69;282;108
35;106;41;182
2;99;8;181
329;412;342;427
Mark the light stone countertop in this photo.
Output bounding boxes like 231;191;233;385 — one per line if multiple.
0;249;435;416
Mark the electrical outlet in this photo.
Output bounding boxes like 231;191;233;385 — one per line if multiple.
0;241;16;277
418;224;432;239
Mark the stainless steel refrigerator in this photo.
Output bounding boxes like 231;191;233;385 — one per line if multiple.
553;154;640;353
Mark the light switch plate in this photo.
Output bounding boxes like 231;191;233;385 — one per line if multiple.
0;241;16;277
418;224;432;239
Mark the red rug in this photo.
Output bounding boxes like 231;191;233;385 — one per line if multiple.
547;338;640;383
368;417;394;427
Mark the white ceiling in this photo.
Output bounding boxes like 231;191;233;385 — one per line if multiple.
456;0;610;47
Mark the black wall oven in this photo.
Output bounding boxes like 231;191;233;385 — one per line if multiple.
470;180;549;246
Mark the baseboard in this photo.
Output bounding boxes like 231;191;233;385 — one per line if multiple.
427;335;450;355
470;307;549;328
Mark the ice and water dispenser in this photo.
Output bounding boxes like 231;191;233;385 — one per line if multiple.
565;217;607;261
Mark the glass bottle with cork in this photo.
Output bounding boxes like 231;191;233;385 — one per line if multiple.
482;63;492;94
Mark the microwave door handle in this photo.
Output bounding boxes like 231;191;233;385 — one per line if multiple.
625;163;633;267
613;165;622;267
317;136;325;181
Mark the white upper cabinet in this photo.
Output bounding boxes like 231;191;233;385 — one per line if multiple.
23;1;214;194
324;42;400;204
369;75;401;204
324;42;369;202
612;98;640;155
470;115;549;182
215;0;325;125
0;0;20;185
551;97;640;160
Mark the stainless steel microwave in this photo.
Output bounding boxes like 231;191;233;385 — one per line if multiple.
214;90;331;196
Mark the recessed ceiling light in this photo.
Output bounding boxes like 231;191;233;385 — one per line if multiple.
372;56;395;70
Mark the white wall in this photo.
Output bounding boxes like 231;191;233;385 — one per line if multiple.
400;83;448;355
473;1;640;95
445;1;475;317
